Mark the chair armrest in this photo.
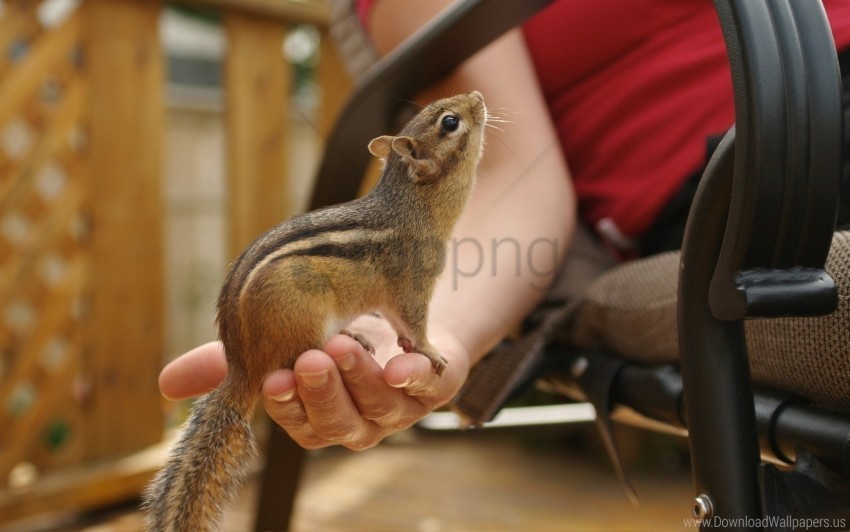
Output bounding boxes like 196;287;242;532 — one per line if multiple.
309;0;554;210
709;0;843;320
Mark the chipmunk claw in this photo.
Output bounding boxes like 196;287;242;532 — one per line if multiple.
397;336;414;353
428;353;448;376
398;336;447;376
340;329;376;356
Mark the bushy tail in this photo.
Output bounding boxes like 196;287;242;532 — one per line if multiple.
142;382;257;532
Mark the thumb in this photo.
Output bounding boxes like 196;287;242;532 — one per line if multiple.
159;341;227;400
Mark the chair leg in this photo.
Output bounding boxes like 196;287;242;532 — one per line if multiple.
678;132;762;526
253;420;306;532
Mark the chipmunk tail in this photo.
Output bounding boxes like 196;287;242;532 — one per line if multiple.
142;379;257;532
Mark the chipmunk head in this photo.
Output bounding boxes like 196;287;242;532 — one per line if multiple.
368;91;486;184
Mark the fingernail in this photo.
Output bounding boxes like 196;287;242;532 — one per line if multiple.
300;369;329;390
271;388;296;402
389;376;414;389
336;352;356;372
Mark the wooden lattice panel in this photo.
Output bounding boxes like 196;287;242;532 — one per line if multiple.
0;0;90;488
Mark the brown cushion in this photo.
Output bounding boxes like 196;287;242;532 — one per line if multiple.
564;231;850;413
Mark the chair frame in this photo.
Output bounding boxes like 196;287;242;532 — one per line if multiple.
679;1;843;524
255;1;850;530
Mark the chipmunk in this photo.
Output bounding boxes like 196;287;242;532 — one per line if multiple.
143;91;487;531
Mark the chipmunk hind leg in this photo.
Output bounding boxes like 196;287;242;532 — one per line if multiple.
237;274;336;376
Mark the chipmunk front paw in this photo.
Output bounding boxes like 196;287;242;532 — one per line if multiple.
423;349;449;376
340;329;376;356
397;336;414;353
398;336;447;376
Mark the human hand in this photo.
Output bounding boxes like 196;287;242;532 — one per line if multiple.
158;315;470;450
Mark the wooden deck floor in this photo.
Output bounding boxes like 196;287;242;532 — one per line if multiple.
287;425;695;532
9;423;697;531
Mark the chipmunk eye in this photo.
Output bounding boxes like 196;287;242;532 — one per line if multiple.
441;114;460;133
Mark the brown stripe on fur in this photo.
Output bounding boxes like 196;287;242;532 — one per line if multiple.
235;218;368;286
268;241;375;264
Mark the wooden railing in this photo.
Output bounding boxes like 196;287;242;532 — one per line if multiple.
0;0;352;523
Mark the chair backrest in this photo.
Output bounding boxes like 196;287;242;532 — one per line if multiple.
709;0;843;320
310;0;554;210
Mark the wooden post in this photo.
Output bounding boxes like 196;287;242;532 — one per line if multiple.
224;12;291;257
84;0;165;460
316;31;353;137
175;0;330;26
223;12;302;531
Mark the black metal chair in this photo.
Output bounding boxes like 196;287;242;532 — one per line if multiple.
255;1;850;529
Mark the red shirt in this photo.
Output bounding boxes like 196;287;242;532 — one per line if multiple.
358;0;850;245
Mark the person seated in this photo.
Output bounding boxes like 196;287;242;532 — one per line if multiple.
159;0;850;451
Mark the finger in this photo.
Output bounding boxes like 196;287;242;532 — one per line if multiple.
262;368;298;403
294;350;373;448
159;341;227;400
324;334;422;429
384;352;439;392
384;352;464;405
274;350;379;450
323;333;380;384
262;368;330;450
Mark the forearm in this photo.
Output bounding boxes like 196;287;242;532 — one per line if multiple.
430;143;574;364
367;2;576;364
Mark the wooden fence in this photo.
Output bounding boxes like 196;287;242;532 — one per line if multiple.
0;0;351;522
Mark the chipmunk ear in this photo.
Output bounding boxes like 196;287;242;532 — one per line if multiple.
392;136;437;181
390;136;419;159
368;135;395;158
